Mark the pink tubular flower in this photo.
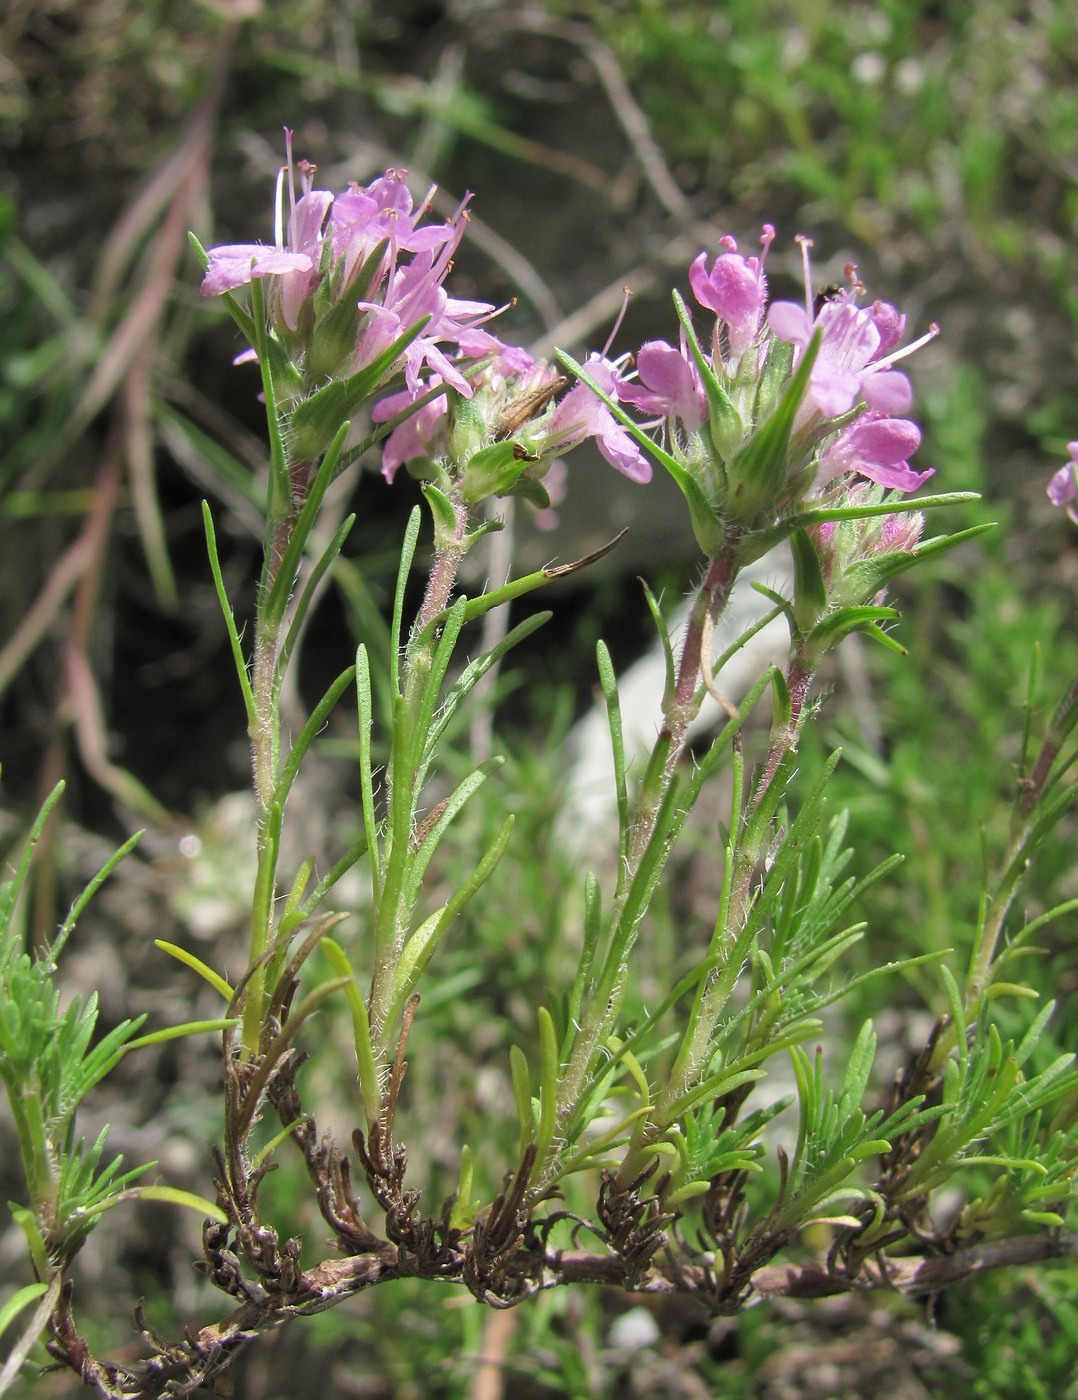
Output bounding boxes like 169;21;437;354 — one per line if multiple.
1047;441;1078;523
689;225;774;367
201;143;332;331
617;339;707;432
546;357;653;483
817;414;933;493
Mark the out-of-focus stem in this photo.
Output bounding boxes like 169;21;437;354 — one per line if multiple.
963;666;1078;1020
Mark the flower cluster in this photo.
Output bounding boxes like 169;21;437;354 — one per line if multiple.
200;145;941;552
374;349;652;503
202;137;499;395
615;228;936;538
199;135;649;504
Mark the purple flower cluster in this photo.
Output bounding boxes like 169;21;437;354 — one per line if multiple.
200;136;651;499
615;228;937;515
201;138;501;396
200;143;941;535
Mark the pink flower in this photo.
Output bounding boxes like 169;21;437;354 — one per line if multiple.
617;340;707;432
546;357;652;483
689;225;774;366
767;297;916;424
818;414;933;493
1047;441;1078;522
373;384;449;482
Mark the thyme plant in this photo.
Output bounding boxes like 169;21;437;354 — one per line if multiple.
2;137;1077;1397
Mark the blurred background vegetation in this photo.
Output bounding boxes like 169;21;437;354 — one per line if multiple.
1;1;1077;1395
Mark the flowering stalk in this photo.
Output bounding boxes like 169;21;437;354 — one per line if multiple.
196;139;527;1057
541;233;984;1195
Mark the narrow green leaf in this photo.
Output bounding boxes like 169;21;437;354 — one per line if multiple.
320;938;380;1121
391;509;422;698
202;503;256;725
510;1044;535;1157
84;1185;228;1225
274;665;357;808
535;1007;560;1164
153;940;234;1000
123;1018;239;1052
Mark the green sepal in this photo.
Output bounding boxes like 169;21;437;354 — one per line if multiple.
555;348;725;555
770;664;792;731
446;390;487;467
789;527;827;633
673;290;742;461
461;441;531;503
288;316;431;460
422;482;461;550
752;334;796;424
502;474;550;509
723;330;820;526
807;605;898;650
306;238;390;381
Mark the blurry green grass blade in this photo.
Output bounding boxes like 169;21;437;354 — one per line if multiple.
157;404;265;515
5;233;78;325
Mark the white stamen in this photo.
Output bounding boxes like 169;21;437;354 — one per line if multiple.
274;165;286;250
796;235;815;320
875;322;940;369
601;287;633;359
